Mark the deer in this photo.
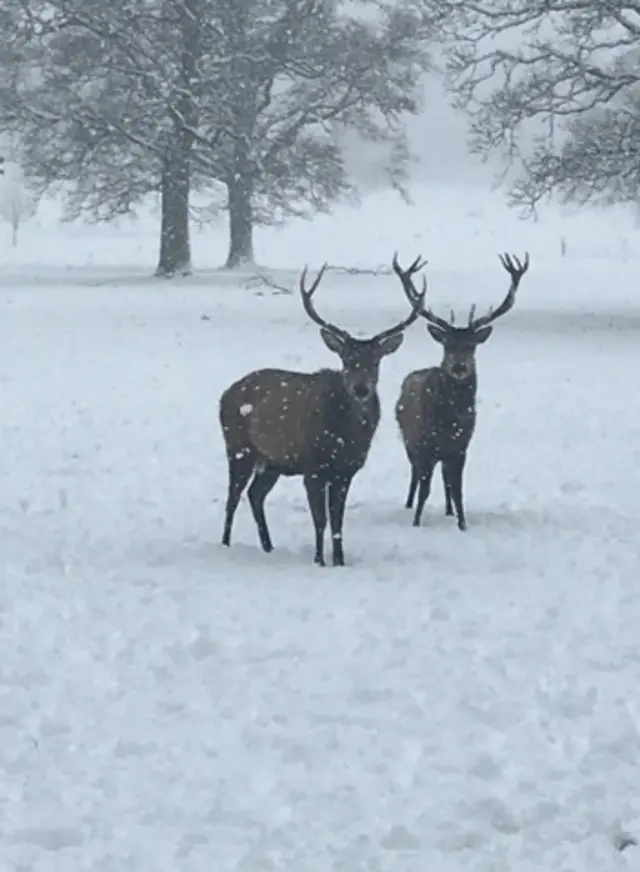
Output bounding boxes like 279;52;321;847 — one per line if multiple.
392;251;530;530
219;263;426;567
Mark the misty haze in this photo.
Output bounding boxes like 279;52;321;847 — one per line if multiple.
1;1;639;870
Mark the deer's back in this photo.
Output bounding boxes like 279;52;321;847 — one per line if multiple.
220;367;379;475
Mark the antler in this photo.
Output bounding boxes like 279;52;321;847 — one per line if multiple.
392;252;452;332
392;252;427;305
467;252;530;332
374;270;428;343
301;259;427;346
299;264;350;341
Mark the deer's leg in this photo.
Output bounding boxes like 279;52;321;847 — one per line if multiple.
222;453;254;546
413;456;436;528
405;465;418;509
442;462;454;516
328;474;354;567
247;467;281;552
304;474;328;566
443;452;467;531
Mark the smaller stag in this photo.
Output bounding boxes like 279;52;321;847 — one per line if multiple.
219;264;425;566
393;251;530;530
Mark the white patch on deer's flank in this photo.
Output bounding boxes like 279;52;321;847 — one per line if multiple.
239;403;253;416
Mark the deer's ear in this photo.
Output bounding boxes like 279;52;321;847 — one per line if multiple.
320;327;344;355
473;325;493;345
427;325;448;345
376;331;404;357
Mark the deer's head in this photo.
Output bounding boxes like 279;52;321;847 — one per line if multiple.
392;252;530;383
299;263;426;403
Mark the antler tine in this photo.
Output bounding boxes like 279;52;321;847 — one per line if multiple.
391;251;427;306
420;302;454;331
299;263;349;339
468;251;530;332
392;252;452;332
300;262;328;299
374;275;428;343
467;303;476;326
392;251;427;274
498;252;530;276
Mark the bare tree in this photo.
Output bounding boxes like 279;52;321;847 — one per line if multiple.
0;160;39;244
0;0;220;276
0;0;444;274
208;0;440;268
442;0;640;214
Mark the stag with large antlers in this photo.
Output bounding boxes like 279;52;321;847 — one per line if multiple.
393;251;530;529
219;263;425;566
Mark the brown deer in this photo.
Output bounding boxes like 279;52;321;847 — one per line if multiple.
219;263;426;566
393;251;530;530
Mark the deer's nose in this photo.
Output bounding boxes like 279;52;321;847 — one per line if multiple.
452;362;467;376
353;383;370;399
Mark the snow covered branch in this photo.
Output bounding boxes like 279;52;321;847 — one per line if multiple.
0;0;444;274
442;0;640;212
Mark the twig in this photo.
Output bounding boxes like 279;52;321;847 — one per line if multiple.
238;263;396;297
325;264;393;276
244;271;293;295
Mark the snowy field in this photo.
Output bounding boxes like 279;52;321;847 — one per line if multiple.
2;184;640;871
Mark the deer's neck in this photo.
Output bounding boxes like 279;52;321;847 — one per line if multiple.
349;392;380;426
312;373;380;475
439;369;477;416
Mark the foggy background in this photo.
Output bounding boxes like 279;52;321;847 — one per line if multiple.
403;81;491;186
322;78;511;195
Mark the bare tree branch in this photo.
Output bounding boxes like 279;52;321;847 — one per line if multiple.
442;0;640;212
0;0;443;269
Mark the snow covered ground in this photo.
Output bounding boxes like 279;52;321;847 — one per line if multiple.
2;185;640;871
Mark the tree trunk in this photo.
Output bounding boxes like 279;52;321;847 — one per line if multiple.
155;150;191;277
225;173;255;268
11;219;18;247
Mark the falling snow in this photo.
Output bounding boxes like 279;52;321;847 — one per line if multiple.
1;184;640;870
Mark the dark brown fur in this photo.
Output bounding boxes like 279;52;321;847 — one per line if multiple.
219;263;425;566
396;356;479;530
221;368;380;477
392;252;530;529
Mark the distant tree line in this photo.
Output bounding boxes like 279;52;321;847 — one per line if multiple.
0;0;443;276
